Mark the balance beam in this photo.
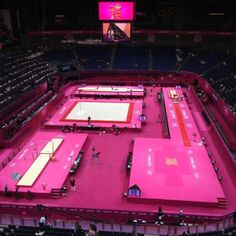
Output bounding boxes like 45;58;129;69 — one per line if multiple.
17;138;63;187
78;86;143;93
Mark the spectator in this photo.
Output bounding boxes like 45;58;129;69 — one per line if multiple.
74;222;84;236
131;229;138;236
89;223;97;232
155;206;164;225
178;209;184;225
39;216;47;227
157;206;164;224
86;223;97;236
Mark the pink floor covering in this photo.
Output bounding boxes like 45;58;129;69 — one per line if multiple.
44;98;143;129
0;86;236;220
129;88;225;204
0;131;87;194
129;138;224;204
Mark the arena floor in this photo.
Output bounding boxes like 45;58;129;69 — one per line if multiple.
0;85;236;222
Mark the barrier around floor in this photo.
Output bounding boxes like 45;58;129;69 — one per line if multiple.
0;213;234;236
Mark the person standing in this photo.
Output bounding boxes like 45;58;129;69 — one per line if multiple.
3;184;8;197
39;216;47;227
158;206;164;224
88;116;91;125
70;177;76;191
178;209;184;225
155;206;164;225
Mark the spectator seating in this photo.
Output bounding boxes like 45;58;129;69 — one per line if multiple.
43;49;75;63
0;91;56;141
75;45;112;70
152;46;177;71
0;225;74;236
181;51;226;74
201;54;236;110
113;45;149;70
202;54;236;81
0;50;57;112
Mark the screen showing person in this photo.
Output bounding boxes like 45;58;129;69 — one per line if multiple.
102;22;131;42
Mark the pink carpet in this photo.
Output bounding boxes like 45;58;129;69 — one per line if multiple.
0;131;87;194
128;88;224;204
129;138;225;203
129;88;225;203
0;86;235;219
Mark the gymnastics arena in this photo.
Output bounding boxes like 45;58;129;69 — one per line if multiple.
0;1;236;236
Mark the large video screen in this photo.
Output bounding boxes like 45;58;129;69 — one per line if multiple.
102;22;131;42
99;2;135;21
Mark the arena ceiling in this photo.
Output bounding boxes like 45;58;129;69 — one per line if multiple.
0;0;235;31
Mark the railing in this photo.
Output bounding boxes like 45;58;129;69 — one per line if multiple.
0;213;234;236
191;86;235;163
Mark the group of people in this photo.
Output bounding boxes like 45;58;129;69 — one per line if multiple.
73;222;98;236
155;207;186;226
59;176;76;197
60;146;102;196
195;86;208;104
34;208;187;235
3;184;21;199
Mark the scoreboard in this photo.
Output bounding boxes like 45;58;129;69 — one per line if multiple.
98;2;135;21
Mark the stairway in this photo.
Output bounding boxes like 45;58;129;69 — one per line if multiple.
109;45;117;70
176;47;196;72
148;47;153;71
71;48;84;70
217;198;227;208
51;188;61;199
